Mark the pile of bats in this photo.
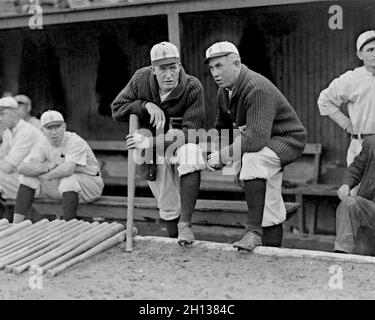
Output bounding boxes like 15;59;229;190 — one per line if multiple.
0;218;136;277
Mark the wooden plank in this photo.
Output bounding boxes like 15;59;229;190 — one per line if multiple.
0;0;343;30
87;140;127;152
14;196;299;228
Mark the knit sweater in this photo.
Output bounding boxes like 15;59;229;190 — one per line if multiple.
343;136;375;202
215;65;307;167
111;66;205;150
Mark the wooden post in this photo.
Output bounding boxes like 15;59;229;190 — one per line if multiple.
168;12;181;50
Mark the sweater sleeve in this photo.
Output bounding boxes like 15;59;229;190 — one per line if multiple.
111;70;149;123
220;86;275;163
342;142;368;188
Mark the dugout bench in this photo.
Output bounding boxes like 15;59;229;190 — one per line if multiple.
85;140;339;235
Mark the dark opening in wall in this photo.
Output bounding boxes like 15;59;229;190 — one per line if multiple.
18;33;65;119
96;30;130;117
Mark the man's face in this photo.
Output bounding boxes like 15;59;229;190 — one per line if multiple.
15;101;30;120
357;40;375;69
42;122;66;147
152;62;181;92
0;108;17;130
208;55;240;89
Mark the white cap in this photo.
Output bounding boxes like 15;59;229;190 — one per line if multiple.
40;110;64;128
356;30;375;51
0;97;18;110
150;42;180;66
204;41;239;64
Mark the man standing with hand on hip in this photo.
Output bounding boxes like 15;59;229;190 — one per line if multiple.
205;41;307;251
318;30;375;166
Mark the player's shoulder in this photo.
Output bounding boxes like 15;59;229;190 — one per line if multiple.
133;66;152;80
64;131;86;146
185;72;203;92
336;67;366;82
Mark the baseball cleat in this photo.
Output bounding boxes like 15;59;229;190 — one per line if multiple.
233;231;262;251
177;222;194;246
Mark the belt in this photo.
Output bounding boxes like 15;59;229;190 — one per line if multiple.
350;133;375;140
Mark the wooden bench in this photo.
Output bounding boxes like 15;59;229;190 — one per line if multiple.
4;196;300;228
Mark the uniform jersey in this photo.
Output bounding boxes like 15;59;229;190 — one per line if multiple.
25;131;100;176
318;66;375;134
2;119;43;168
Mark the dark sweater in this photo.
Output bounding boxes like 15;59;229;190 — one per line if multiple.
343;136;375;201
215;65;307;167
111;66;205;149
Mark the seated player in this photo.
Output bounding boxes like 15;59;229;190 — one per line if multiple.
13;110;104;223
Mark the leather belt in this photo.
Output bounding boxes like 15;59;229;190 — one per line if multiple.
351;133;375;140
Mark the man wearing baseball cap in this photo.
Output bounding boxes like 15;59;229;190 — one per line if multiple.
204;41;307;251
13;110;104;223
111;41;206;244
318;30;375;168
14;94;40;128
0;97;43;219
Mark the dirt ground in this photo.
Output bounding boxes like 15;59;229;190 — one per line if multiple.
0;237;375;300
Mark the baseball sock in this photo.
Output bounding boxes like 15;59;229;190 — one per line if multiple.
179;171;201;224
13;184;36;223
166;217;179;238
262;223;283;247
243;179;266;237
61;191;79;221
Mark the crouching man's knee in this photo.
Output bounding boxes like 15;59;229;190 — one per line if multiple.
175;143;206;176
58;175;81;196
18;175;40;192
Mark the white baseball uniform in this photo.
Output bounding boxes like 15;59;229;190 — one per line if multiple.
19;131;104;202
0;119;43;199
318;66;375;165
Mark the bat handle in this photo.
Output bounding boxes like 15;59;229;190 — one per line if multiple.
126;114;139;252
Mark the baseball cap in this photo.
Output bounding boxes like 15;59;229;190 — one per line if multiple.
40;110;64;128
14;94;31;107
150;42;180;66
204;41;240;64
356;30;375;51
0;97;18;110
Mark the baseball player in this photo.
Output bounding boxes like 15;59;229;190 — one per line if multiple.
0;97;43;206
14;95;41;128
13;110;104;223
318;30;375;167
335;136;375;254
111;41;206;245
204;41;307;251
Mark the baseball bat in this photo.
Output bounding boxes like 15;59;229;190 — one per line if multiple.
46;228;137;277
0;220;32;240
39;222;125;272
126;114;139;252
0;218;9;227
0;220;84;266
0;218;49;250
8;221;94;274
0;219;70;258
28;222;108;271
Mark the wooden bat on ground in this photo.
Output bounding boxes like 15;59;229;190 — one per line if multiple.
28;222;108;271
47;228;137;277
0;220;32;240
0;220;88;268
8;221;95;274
38;222;125;273
0;219;71;259
0;219;9;227
0;219;50;251
127;114;139;252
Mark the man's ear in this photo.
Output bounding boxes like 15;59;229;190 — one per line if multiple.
356;50;364;61
151;65;156;75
